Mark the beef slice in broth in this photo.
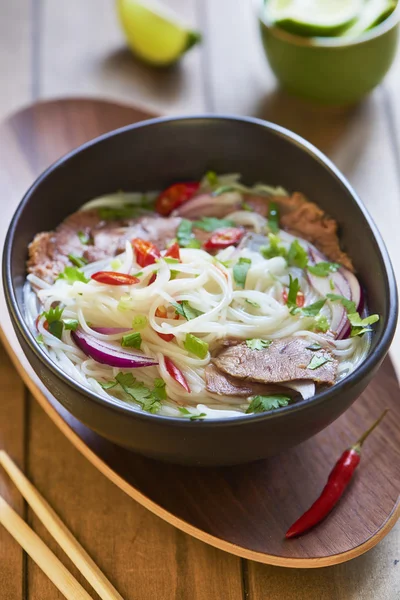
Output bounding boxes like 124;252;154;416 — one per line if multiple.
213;338;338;385
205;364;300;398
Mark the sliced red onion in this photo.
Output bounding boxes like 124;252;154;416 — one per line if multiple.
72;329;158;368
339;267;362;311
92;327;131;335
284;380;315;400
173;192;242;219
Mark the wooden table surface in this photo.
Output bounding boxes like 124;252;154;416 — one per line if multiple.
0;1;399;599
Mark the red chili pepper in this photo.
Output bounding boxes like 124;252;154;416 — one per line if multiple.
35;315;49;331
91;271;140;286
285;409;389;539
164;242;181;260
204;228;244;250
164;356;191;393
148;273;157;285
132;238;161;268
155;306;178;342
282;289;305;308
156;182;200;216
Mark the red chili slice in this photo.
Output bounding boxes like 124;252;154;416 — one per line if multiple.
164;356;191;392
204;228;244;250
155;306;178;342
155;182;200;216
282;289;305;308
132;238;161;268
164;242;181;260
91;271;140;286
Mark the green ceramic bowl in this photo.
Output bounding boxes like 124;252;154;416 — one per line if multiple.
259;3;400;105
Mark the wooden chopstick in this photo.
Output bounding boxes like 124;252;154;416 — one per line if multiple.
0;494;92;600
0;451;124;600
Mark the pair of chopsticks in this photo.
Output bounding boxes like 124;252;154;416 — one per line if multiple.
0;450;124;600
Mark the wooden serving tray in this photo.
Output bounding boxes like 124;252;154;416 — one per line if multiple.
0;98;399;568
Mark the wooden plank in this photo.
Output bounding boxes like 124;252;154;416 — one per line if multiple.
25;396;244;600
0;342;26;600
204;0;400;374
39;0;206;115
0;0;32;121
246;521;400;600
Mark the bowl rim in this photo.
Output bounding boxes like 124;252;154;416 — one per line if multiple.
258;0;400;48
3;114;398;428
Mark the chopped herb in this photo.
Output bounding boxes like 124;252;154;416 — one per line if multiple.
246;339;272;350
260;234;287;260
48;320;63;340
132;271;143;278
214;258;231;268
43;306;64;324
163;257;180;264
153;378;167;401
121;332;142;349
287;275;301;310
348;313;379;337
176;219;201;248
77;231;90;245
57;266;89;284
267;202;279;233
63;318;79;331
172;301;204;321
311;316;330;333
178;407;207;421
329;279;335;291
117;295;133;312
246;394;291;414
184;333;209;359
132;314;147;330
98;204;147;221
115;372;160;413
245;299;260;308
36;334;44;344
170;270;179;280
68;253;88;268
242;201;253;212
233;257;251;288
326;293;357;315
111;259;122;270
193;216;235;232
288;240;308;269
99;380;118;390
306;342;322;351
292;299;326;317
307;355;332;370
206;171;218;186
308;262;340;277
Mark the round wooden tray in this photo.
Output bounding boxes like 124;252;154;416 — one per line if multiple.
0;98;399;568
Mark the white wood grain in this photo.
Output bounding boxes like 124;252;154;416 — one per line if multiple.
39;0;206;115
0;0;32;121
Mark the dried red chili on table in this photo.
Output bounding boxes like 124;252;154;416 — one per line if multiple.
285;409;389;539
204;228;244;250
155;182;200;216
132;238;161;267
91;272;140;286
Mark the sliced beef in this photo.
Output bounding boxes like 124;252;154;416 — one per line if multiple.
205;364;299;398
27;209;181;283
213;337;338;385
245;192;353;272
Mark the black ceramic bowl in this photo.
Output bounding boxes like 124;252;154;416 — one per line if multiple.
3;116;398;466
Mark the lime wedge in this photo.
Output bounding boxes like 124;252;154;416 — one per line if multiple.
265;0;364;37
117;0;201;66
343;0;397;37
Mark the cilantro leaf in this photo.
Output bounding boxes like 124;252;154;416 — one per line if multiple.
193;217;234;232
206;171;218;186
177;219;201;248
68;253;88;268
292;299;326;317
77;231;90;245
57;266;89;284
267;202;280;233
99;380;118;390
326;293;357;315
115;372;160;414
48;321;63;340
98;204;148;221
348;313;379;337
307;355;332;370
329;278;335;291
308;262;340;277
287;275;301;310
260;234;287;260
288;240;308;269
121;332;142;349
172;301;203;321
306;342;322;351
153;378;167;401
178;407;207;421
246;339;272;350
63;318;79;331
43;306;64;324
233;257;251;288
246;395;291;414
36;334;44;344
311;316;330;333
